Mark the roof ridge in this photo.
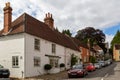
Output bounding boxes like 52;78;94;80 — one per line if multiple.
69;37;81;52
0;12;80;52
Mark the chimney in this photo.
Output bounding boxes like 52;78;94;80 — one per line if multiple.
44;13;54;30
3;2;12;34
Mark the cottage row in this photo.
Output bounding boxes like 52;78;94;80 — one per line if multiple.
0;2;103;78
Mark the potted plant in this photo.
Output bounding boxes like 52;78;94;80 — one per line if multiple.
44;64;52;74
60;63;65;71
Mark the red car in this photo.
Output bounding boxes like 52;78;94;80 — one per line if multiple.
68;64;88;78
84;63;96;72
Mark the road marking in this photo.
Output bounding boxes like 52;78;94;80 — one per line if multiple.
101;73;108;80
104;73;108;77
101;78;104;80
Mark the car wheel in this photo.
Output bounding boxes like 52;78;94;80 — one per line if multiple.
68;75;72;78
86;72;88;75
82;73;85;78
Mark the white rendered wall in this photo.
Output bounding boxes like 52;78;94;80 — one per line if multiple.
0;33;25;78
65;48;81;69
0;33;81;78
24;33;65;77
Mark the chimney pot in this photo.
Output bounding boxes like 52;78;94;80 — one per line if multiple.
6;2;10;7
51;14;52;18
48;13;50;18
44;12;54;30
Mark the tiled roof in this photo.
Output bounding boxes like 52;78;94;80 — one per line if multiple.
72;38;89;49
93;44;102;50
115;44;120;50
90;48;97;53
0;13;80;52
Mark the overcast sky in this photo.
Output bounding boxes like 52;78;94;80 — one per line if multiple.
0;0;120;46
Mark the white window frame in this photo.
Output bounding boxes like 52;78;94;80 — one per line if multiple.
52;43;56;53
12;56;19;68
34;38;40;51
49;58;58;68
34;57;40;67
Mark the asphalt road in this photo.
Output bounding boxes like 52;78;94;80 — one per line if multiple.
24;62;120;80
64;62;120;80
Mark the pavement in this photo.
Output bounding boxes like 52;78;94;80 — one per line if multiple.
104;62;120;80
9;71;68;80
30;71;68;80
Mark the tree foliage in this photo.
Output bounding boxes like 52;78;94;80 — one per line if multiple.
55;27;59;32
111;30;120;49
89;56;96;63
62;29;72;37
75;27;106;52
75;27;105;44
71;54;78;67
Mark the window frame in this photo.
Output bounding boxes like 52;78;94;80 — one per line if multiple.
34;57;41;67
52;43;56;53
49;58;58;68
34;38;40;51
12;56;19;68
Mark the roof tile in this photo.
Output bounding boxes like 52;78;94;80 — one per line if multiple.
0;13;80;51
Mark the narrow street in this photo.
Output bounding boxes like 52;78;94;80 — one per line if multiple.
34;62;120;80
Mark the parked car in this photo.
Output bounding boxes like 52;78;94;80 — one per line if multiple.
106;59;113;65
94;63;101;69
0;64;10;78
109;59;113;64
98;61;105;67
104;60;109;66
84;63;96;72
68;64;88;78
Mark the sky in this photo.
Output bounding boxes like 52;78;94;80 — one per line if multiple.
0;0;120;46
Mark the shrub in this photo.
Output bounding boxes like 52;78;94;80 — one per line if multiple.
89;56;96;63
71;54;78;67
60;63;65;67
44;64;52;71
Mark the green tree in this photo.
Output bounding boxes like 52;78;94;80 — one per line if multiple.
62;29;72;37
89;56;96;63
75;27;106;53
111;30;120;49
55;27;59;32
71;54;78;67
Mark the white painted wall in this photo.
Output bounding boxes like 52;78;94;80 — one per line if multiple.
24;33;66;77
0;33;81;78
65;48;81;69
0;33;25;78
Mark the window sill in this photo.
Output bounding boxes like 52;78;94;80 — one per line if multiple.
12;66;19;68
34;66;40;67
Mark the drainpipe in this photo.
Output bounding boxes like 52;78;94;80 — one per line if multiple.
64;48;67;70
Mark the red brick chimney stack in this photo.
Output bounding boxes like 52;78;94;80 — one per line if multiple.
3;2;12;34
44;13;54;30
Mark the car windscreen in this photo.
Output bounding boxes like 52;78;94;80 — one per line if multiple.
72;65;83;69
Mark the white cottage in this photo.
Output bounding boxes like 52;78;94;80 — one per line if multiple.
0;2;81;78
